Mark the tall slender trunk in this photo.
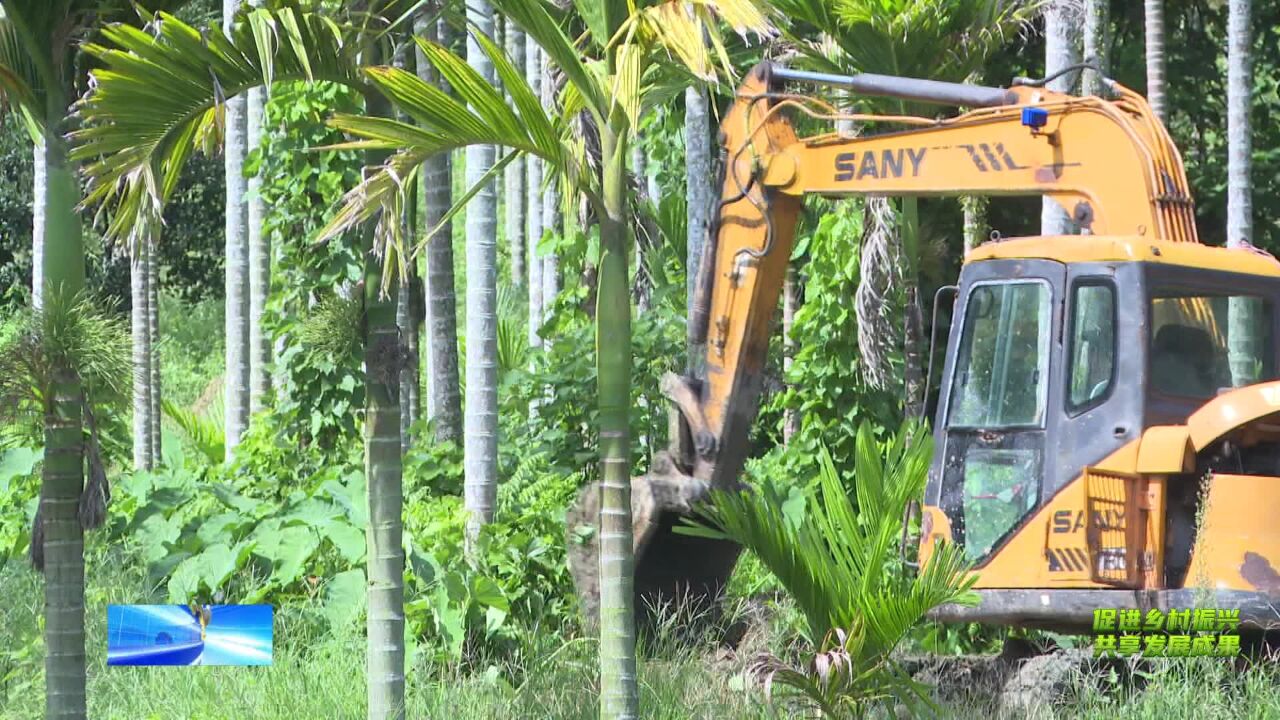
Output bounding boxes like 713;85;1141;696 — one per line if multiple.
32;137;45;310
464;0;500;547
247;51;271;414
901;198;924;418
416;7;462;442
540;55;560;317
597;111;638;720
1082;0;1110;98
505;27;527;289
1145;0;1167;123
684;85;713;337
782;265;799;443
541;179;561;316
526;42;544;350
41;87;88;720
131;238;153;470
361;35;406;717
394;37;420;454
962;195;988;255
149;235;161;466
223;0;250;460
1042;1;1080;235
1227;0;1257;385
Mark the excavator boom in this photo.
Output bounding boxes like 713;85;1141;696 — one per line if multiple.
684;62;1195;492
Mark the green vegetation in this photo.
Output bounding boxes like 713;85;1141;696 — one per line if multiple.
2;0;1279;718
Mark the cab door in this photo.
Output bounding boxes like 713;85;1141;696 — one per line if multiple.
928;259;1066;566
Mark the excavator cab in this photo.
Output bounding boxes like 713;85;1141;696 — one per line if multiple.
927;241;1280;616
569;61;1280;635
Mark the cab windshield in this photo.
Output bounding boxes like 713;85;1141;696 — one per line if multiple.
948;280;1052;429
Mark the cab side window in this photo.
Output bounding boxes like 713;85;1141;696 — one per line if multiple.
1068;283;1115;412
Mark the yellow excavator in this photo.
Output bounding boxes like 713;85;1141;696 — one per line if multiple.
569;61;1280;635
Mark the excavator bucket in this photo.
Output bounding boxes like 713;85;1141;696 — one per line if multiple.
565;452;742;629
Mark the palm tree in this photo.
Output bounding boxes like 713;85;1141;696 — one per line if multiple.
73;3;770;716
687;422;975;715
685;82;713;359
505;25;527;289
540;50;561;318
463;0;500;549
1082;0;1108;98
1226;0;1256;384
131;235;153;469
148;234;161;466
1145;0;1166;122
223;0;250;459
31;136;43;308
247;0;271;415
526;40;545;350
0;2;189;716
1041;0;1080;235
416;3;462;442
72;7;412;717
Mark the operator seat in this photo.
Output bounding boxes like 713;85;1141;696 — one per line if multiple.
1151;324;1221;398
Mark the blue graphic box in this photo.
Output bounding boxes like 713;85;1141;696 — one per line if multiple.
107;604;273;666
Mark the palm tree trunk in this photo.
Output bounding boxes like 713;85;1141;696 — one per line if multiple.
540;54;560;318
505;27;527;289
1042;0;1080;235
416;6;462;443
360;35;406;717
32;137;45;310
148;235;161;466
541;179;561;315
1082;0;1110;98
526;41;544;350
464;0;499;548
685;84;713;337
962;195;987;254
223;0;250;460
1145;0;1167;123
1227;0;1257;385
901;198;925;418
41;88;88;720
131;237;153;470
247;75;271;414
782;264;799;443
598;112;639;720
394;38;420;454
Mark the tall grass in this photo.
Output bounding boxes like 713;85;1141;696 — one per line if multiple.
0;540;774;719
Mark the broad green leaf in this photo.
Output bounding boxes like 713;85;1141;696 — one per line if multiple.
322;569;366;629
321;519;366;564
470;576;509;612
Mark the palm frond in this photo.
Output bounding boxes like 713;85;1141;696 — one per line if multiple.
0;13;43;138
71;7;365;248
161;398;225;465
685;419;976;656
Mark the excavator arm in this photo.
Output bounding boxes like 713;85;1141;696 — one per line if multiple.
676;62;1197;491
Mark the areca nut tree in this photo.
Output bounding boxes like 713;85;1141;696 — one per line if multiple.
69;5;421;717
769;0;1039;418
1226;0;1257;384
1145;0;1166;122
1041;0;1080;235
0;2;192;717
223;0;250;458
